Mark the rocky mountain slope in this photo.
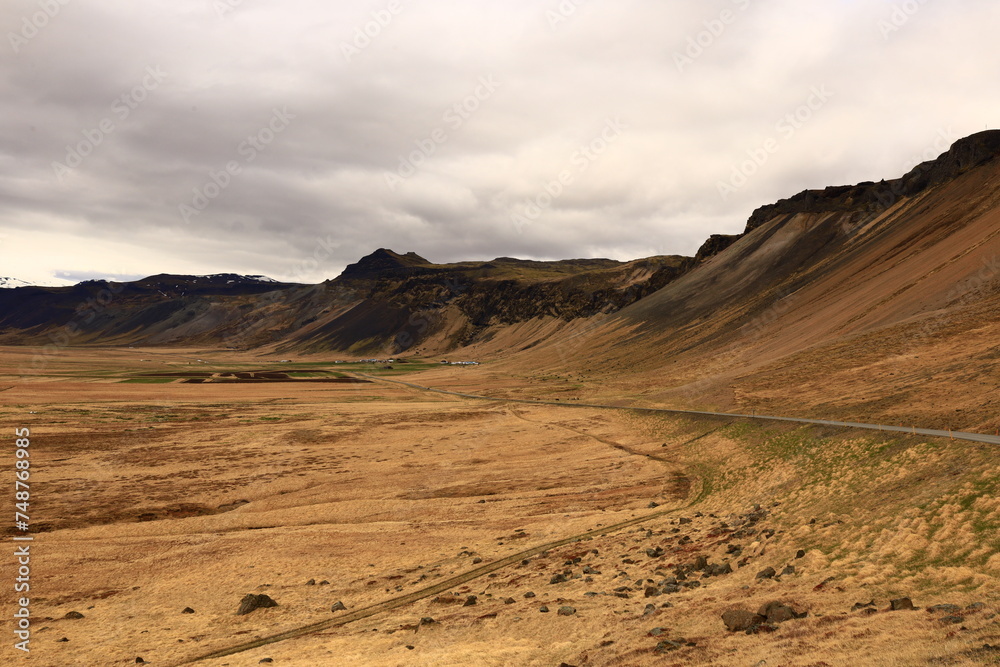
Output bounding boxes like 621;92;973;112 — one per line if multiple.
497;130;1000;430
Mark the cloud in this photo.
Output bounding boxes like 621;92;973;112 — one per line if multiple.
1;0;998;284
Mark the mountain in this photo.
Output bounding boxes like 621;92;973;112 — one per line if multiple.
0;277;32;289
4;130;1000;429
504;130;1000;430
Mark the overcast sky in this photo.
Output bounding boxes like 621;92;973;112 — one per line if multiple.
1;0;998;285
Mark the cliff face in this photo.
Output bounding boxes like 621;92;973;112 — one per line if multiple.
745;130;1000;233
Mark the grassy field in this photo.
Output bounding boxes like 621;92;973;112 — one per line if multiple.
0;346;996;666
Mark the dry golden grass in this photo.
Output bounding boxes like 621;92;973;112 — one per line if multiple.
0;346;997;666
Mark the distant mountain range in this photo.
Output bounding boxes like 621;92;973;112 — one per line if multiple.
0;277;32;289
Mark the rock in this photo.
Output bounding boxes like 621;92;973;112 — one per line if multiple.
967;602;986;611
648;501;659;508
691;555;709;571
706;562;732;577
472;557;483;564
795;549;806;558
319;580;330;585
757;601;804;623
135;659;146;664
557;606;577;616
420;617;435;625
330;601;347;612
503;597;515;604
306;579;316;585
852;601;875;611
182;607;195;614
582;566;601;575
940;615;965;624
64;611;85;619
644;586;660;598
655;639;685;652
678;517;692;524
463;595;478;607
57;637;69;642
524;592;536;598
927;604;961;614
259;660;274;664
539;606;550;613
889;597;914;611
643;603;657;616
405;645;415;650
549;574;567;584
756;567;776;580
649;627;666;636
645;547;665;558
237;594;278;616
781;565;795;576
723;609;765;632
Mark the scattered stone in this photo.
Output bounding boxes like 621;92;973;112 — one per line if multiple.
463;595;478;607
472;557;483;564
757;601;806;623
237;594;278;616
654;639;686;652
558;606;577;616
795;549;806;558
539;606;550;613
306;579;316;585
723;609;765;632
420;617;435;625
182;607;195;614
643;603;657;616
583;566;601;575
889;597;915;611
524;592;536;598
706;562;732;577
259;660;274;664
503;597;515;604
649;627;666;636
967;602;986;611
135;659;146;664
852;601;876;611
644;586;660;598
927;604;961;614
645;547;665;559
550;574;567;584
64;611;85;620
331;601;347;612
319;580;330;585
678;517;692;524
405;645;415;650
57;637;69;642
940;615;965;624
756;567;776;580
781;565;795;576
648;501;659;508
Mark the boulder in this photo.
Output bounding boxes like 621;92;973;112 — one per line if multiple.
889;597;915;611
237;594;278;616
722;609;765;632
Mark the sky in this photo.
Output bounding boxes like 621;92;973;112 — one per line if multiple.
1;0;998;285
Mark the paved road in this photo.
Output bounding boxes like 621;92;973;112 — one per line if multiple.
362;374;1000;446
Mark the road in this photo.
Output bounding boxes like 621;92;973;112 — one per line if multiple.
360;374;1000;446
